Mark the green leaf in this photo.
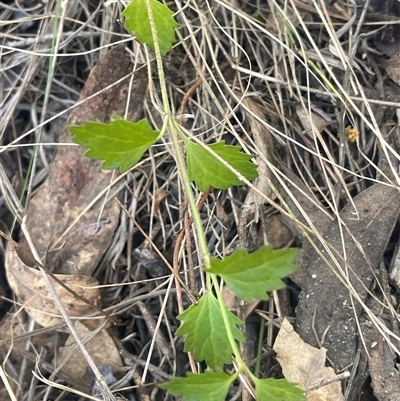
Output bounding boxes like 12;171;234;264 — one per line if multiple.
70;117;159;173
176;292;245;370
184;138;258;192
159;371;238;401
254;378;305;401
122;0;179;56
208;247;298;302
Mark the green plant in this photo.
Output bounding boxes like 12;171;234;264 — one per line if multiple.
70;1;305;400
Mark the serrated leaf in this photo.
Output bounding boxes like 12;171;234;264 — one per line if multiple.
184;138;258;192
159;371;238;401
70;118;159;173
176;292;244;370
254;378;305;401
122;0;179;56
208;247;298;302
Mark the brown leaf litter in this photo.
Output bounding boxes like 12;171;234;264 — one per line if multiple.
5;44;147;328
2;44;148;393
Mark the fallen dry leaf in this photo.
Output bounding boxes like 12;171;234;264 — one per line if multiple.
153;189;171;214
5;249;100;329
382;51;400;87
296;106;330;136
273;318;344;401
55;321;123;386
5;45;147;329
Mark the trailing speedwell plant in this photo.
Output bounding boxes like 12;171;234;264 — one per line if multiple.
70;1;305;400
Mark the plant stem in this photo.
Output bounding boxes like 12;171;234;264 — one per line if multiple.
169;121;211;267
145;0;211;271
145;0;245;374
144;0;170;115
211;274;243;362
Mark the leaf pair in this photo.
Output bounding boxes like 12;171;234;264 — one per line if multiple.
175;247;298;371
70;118;258;190
166;247;302;401
160;372;305;401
